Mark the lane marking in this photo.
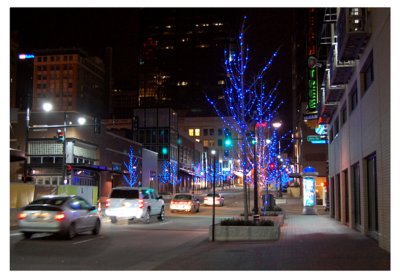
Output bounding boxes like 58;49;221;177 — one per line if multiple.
73;236;104;245
10;232;22;237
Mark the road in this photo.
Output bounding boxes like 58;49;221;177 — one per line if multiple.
10;190;244;270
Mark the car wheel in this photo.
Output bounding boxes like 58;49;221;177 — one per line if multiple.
66;223;76;240
110;216;117;224
158;206;165;221
22;232;33;239
92;219;101;235
143;208;151;224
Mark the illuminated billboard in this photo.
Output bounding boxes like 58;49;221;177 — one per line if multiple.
303;177;316;207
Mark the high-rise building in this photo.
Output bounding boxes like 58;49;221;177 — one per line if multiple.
136;8;240;116
31;48;106;117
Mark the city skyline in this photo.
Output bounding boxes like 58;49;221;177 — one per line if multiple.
10;7;294;121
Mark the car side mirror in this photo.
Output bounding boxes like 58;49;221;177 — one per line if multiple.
158;196;163;200
89;206;96;211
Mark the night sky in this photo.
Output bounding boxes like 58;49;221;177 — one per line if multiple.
10;7;295;126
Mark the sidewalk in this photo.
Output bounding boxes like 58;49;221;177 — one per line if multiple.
154;200;391;270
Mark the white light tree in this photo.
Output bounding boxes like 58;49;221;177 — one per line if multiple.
206;17;288;221
123;146;140;188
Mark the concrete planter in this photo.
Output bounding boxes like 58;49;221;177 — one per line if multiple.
262;213;285;226
209;222;280;241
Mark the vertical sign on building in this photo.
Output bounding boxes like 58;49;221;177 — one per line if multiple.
304;8;319;121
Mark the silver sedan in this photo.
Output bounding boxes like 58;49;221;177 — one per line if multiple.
18;195;101;239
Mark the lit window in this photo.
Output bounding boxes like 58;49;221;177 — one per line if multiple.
195;129;200;136
218;80;225;85
177;81;188;86
189;129;194;136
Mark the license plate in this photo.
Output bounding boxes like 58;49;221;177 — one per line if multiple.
32;212;50;220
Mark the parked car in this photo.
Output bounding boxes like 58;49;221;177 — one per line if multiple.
170;194;200;213
18;195;101;240
105;187;165;224
204;193;225;206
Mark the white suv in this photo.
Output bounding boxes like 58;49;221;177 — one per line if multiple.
105;187;165;224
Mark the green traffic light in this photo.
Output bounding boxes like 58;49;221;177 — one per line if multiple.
161;147;168;155
224;138;233;147
251;138;256;145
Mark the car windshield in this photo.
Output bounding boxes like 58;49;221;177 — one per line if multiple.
110;189;139;199
207;193;219;197
30;197;68;206
173;195;192;200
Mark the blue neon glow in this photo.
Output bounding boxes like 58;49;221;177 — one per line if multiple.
18;53;35;60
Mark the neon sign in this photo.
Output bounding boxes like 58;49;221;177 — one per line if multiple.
306;8;318;116
308;68;317;110
18;53;35;60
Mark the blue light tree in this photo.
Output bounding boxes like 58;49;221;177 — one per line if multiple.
158;160;182;193
206;17;290;221
123;146;140;188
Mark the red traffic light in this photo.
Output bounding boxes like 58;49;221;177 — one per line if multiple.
269;163;276;170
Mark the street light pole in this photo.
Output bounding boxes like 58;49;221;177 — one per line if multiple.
253;129;258;215
62;112;67;185
278;141;282;197
23;107;30;182
211;149;216;242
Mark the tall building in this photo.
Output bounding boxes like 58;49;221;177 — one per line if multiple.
31;48;106;117
136;8;240;116
131;107;203;193
291;9;328;202
179;116;239;186
318;8;390;252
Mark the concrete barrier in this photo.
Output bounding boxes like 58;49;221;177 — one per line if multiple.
209;223;280;241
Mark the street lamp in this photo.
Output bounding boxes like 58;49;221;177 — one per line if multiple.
24;102;54;182
211;149;217;242
252;124;259;215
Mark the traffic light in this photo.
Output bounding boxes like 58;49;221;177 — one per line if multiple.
224;137;233;148
268;162;276;170
94;117;101;134
161;146;168;155
66;165;73;176
57;129;65;142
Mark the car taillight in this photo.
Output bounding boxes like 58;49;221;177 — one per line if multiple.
171;200;176;204
139;199;144;209
18;213;27;220
54;212;65;221
105;198;110;208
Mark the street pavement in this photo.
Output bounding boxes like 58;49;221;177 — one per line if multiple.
153;200;391;271
9;191;391;271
